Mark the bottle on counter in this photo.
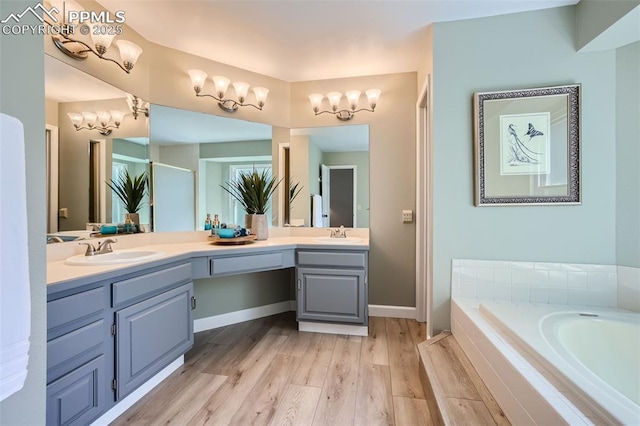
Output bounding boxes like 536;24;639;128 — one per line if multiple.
204;213;212;231
124;214;134;234
212;214;220;236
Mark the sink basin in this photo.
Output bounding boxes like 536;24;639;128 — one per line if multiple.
64;250;164;266
313;237;363;244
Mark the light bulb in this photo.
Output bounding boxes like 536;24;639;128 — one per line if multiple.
96;111;111;126
110;110;125;125
233;82;250;103
91;32;116;53
366;89;381;109
327;92;342;111
212;76;230;99
67;112;83;128
82;112;97;127
308;93;324;113
115;40;143;71
345;90;361;111
252;87;269;108
188;69;207;92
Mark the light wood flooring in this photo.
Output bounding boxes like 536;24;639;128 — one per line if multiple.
112;312;432;426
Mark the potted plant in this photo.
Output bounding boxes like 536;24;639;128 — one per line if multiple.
106;170;147;231
221;169;281;240
286;179;303;225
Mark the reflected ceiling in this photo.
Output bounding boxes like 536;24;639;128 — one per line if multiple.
149;104;272;145
291;125;368;152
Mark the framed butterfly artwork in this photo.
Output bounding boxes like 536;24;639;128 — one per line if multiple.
473;84;581;206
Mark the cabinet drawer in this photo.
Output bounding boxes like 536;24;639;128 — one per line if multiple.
48;320;104;376
211;252;284;276
46;355;106;426
297;251;366;268
112;263;191;307
48;287;104;333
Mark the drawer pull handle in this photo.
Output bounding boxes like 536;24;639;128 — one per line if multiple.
191;297;197;310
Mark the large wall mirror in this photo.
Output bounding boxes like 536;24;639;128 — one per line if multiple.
148;104;273;232
289;125;369;228
45;54;150;240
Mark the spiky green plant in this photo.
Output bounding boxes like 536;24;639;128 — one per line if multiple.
221;170;282;215
289;179;302;205
106;170;148;213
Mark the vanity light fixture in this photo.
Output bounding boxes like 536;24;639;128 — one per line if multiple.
46;0;143;74
67;110;125;136
187;69;269;113
308;89;381;121
126;94;149;120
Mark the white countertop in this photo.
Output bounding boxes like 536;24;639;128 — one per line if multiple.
47;234;369;287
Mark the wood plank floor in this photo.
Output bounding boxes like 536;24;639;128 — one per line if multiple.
112;313;432;426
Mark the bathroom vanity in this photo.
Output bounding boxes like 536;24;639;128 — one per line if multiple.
46;235;368;425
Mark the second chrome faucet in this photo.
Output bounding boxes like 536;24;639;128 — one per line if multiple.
79;238;117;256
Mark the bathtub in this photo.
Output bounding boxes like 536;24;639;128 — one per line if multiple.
478;301;640;425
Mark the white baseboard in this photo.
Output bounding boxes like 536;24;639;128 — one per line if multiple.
194;301;293;332
90;356;183;426
368;304;416;319
298;321;368;337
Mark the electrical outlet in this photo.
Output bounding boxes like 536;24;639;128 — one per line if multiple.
402;210;413;223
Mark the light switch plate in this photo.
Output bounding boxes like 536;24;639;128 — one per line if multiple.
59;207;68;218
402;210;413;223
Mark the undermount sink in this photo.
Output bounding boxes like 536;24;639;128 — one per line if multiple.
64;250;164;266
313;237;363;244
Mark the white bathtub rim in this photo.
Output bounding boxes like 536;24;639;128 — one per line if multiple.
452;298;590;425
478;300;640;426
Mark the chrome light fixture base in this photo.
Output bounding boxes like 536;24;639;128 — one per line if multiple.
218;99;240;113
52;35;89;60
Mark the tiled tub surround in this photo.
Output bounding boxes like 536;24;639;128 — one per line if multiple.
450;259;640;425
451;259;618;308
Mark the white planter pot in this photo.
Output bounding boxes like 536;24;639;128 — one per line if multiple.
251;214;268;240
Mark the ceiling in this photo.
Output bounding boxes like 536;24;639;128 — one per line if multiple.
96;0;578;82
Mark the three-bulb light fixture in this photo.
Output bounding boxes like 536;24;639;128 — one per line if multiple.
126;94;149;120
66;110;125;136
46;0;143;73
188;69;269;113
309;89;381;121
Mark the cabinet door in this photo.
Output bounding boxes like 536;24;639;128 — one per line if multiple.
115;283;193;399
297;268;365;324
46;355;106;426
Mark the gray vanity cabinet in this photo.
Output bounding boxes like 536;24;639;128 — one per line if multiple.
46;261;195;425
115;283;193;399
46;285;109;426
296;250;368;325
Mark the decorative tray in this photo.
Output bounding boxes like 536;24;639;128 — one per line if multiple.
208;235;257;245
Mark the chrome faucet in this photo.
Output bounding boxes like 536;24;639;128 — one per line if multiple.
79;238;117;256
97;239;117;254
330;225;347;238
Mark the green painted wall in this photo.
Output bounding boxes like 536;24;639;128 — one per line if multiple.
616;41;640;267
0;2;46;424
430;6;618;332
193;270;293;318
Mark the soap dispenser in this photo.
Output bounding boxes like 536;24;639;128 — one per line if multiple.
204;213;212;231
212;214;220;236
